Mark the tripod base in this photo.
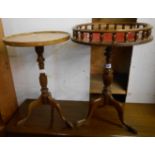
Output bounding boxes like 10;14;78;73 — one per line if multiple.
17;93;73;129
76;94;137;134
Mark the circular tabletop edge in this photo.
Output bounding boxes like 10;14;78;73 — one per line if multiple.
3;31;70;47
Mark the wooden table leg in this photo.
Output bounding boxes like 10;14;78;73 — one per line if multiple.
17;46;73;128
76;46;137;134
76;98;103;127
48;95;74;128
17;97;42;125
108;95;137;133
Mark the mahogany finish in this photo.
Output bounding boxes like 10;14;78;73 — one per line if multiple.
72;22;152;46
3;31;73;128
6;99;155;137
72;22;153;134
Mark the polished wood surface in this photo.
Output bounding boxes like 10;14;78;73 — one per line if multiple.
0;19;17;127
92;18;137;23
3;31;70;47
72;22;152;46
6;99;155;136
3;31;72;128
0;117;5;136
90;74;126;95
17;46;73;128
90;19;136;95
72;20;153;134
77;47;137;134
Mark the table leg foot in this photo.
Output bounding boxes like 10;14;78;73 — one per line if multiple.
48;96;74;128
17;98;42;125
109;96;137;134
76;98;103;127
121;122;137;134
76;119;89;127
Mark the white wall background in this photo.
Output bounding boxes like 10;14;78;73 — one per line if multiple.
2;18;155;104
2;18;91;104
126;18;155;103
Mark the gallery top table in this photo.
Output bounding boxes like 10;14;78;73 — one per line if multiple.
3;31;73;128
72;22;153;134
72;22;153;46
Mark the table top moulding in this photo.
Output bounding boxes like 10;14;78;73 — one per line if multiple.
3;31;70;47
71;21;153;134
72;22;153;46
3;30;73;129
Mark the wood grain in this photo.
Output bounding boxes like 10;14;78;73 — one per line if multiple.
90;18;137;95
0;19;17;129
90;74;126;94
72;22;152;46
6;99;155;137
3;31;70;47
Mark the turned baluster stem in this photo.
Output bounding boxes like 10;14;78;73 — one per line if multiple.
142;31;145;40
73;31;77;40
92;24;94;30
35;46;44;69
35;46;49;103
122;24;125;29
124;32;128;42
98;24;101;30
81;32;84;40
100;32;103;42
106;24;109;30
114;24;117;30
102;46;113;97
89;32;92;42
134;31;138;41
112;33;116;43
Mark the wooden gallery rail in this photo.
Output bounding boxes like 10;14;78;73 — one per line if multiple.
72;22;152;46
72;22;153;134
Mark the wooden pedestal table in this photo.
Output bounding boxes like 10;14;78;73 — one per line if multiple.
3;31;73;128
72;22;153;134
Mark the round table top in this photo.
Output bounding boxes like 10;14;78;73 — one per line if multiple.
72;22;153;47
3;31;70;47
